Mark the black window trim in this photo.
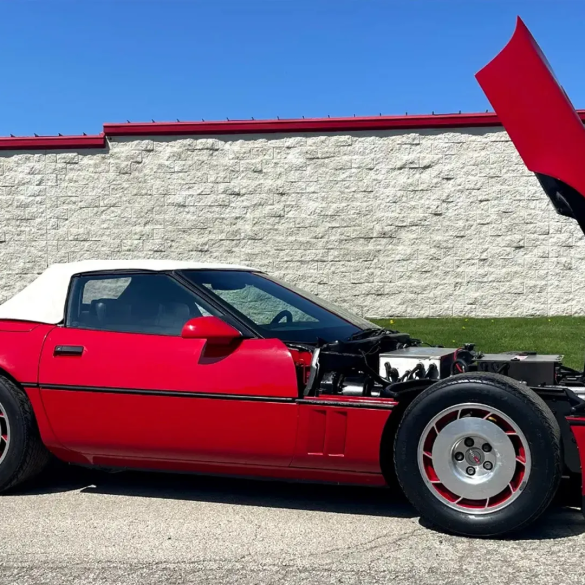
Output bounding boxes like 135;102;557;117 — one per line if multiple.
63;269;257;339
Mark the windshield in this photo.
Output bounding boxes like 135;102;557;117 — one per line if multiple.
180;270;377;343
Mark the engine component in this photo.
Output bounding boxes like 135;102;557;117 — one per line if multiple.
379;347;457;381
476;352;562;386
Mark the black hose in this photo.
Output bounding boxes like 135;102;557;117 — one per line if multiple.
451;358;469;375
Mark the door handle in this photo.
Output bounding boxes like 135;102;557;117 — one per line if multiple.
54;345;85;357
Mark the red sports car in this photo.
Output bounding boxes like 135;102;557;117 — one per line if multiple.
1;18;585;537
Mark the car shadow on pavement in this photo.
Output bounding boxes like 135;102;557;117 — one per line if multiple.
18;464;418;519
505;478;585;541
17;465;585;538
417;478;585;540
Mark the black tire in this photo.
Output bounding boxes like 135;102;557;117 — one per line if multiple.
393;373;562;537
0;376;51;492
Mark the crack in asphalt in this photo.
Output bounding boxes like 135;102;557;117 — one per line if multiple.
314;524;424;559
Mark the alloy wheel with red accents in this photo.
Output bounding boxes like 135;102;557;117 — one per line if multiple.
0;402;10;464
0;400;10;466
418;403;531;514
393;374;562;537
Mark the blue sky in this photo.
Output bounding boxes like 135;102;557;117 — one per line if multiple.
1;0;584;136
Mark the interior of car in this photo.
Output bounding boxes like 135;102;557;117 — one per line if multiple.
70;273;214;335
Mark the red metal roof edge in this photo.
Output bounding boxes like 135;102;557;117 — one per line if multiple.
2;110;585;150
103;112;503;136
0;133;105;151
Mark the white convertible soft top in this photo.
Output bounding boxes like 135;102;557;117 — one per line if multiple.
0;260;255;325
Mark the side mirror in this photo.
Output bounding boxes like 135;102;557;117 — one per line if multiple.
181;316;242;345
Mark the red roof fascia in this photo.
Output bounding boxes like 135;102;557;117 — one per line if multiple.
103;112;503;136
1;110;585;150
0;133;105;151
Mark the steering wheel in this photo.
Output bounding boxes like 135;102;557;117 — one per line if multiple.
271;310;293;325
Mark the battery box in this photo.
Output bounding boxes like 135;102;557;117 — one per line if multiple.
475;352;562;386
379;348;563;387
379;347;457;381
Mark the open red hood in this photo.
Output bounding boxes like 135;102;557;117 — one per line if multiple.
476;17;585;234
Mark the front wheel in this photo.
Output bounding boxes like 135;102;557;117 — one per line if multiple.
393;373;562;537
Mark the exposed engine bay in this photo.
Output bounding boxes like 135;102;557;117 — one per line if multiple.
296;328;585;404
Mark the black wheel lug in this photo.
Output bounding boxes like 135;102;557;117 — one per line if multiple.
482;443;492;453
454;452;464;462
466;467;476;476
484;461;493;471
464;437;474;447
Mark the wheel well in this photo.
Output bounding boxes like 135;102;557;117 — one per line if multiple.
379;390;424;484
0;367;26;391
0;367;49;438
537;395;582;475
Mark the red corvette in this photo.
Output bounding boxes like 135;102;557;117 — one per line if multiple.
2;18;585;537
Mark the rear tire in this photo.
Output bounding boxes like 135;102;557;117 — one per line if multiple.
0;376;51;492
393;373;562;537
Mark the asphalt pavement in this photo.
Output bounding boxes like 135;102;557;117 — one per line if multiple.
0;466;584;585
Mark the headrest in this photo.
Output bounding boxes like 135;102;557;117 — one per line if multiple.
90;298;131;323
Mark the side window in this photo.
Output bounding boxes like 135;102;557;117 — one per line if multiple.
67;273;221;335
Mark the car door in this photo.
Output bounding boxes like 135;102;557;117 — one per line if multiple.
37;271;299;467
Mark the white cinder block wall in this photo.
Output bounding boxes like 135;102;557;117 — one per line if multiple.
0;126;582;318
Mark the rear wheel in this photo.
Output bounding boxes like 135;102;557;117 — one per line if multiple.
393;373;562;536
0;376;51;492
